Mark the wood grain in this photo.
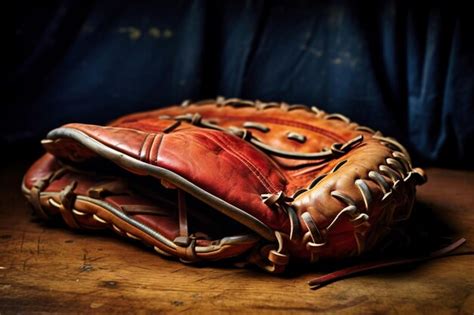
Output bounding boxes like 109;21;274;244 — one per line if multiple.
1;159;473;314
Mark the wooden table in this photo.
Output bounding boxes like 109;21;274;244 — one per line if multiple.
1;158;473;314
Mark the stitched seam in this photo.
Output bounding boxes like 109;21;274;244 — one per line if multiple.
145;133;156;163
155;134;164;165
148;134;161;164
139;133;151;161
147;133;157;162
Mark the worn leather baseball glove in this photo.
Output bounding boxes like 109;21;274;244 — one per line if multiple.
22;97;427;278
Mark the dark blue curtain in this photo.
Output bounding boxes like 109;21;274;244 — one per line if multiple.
8;0;473;167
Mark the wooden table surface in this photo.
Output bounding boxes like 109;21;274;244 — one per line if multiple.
1;158;473;314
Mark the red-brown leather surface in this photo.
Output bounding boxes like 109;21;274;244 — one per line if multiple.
23;99;423;264
45;122;291;233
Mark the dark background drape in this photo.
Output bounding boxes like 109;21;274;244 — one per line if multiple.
7;0;473;167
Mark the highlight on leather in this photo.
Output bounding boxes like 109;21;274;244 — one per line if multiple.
22;97;429;278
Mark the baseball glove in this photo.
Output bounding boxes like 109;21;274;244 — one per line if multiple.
22;97;427;277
